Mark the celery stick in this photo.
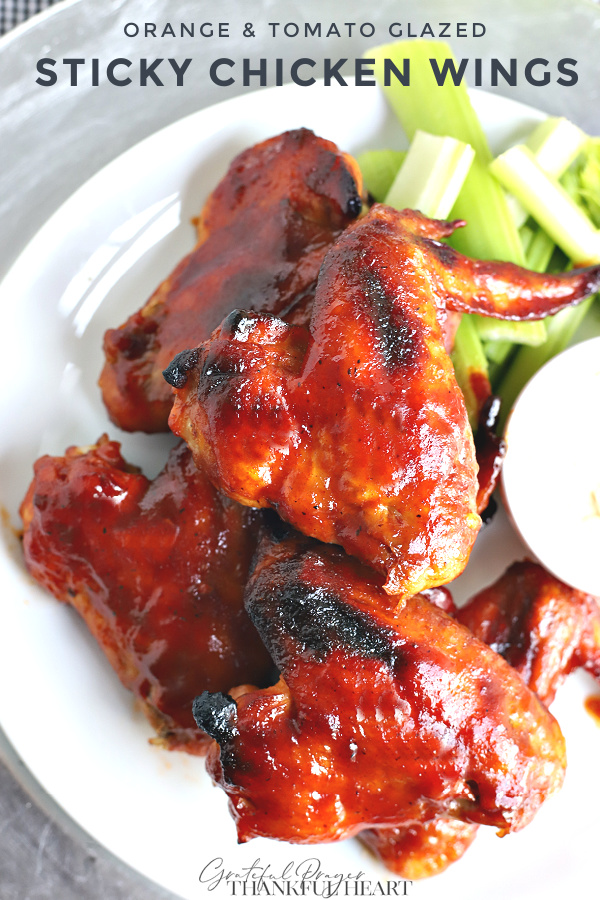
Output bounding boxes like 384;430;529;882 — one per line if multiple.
525;228;555;273
380;129;485;421
357;150;406;203
526;117;587;176
370;39;543;348
451;316;489;429
497;295;596;427
370;40;525;264
576;138;600;226
485;342;516;388
474;318;546;346
476;120;583;337
506;194;528;230
510;116;587;227
483;339;514;366
490;146;600;264
494;136;600;420
474;213;548;341
474;218;547;341
519;224;535;256
385;131;475;219
561;137;600;228
483;338;515;391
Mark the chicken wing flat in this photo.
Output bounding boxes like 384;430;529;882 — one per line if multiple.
457;560;600;706
363;560;600;877
193;531;565;844
20;438;273;754
100;129;363;433
167;205;600;598
167;208;479;598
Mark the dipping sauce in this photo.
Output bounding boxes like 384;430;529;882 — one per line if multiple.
502;336;600;598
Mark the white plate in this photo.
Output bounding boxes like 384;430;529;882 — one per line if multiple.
502;336;600;597
0;82;598;900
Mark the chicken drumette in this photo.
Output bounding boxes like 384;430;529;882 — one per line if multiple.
194;531;566;846
20;438;273;754
167;205;600;598
100;128;363;432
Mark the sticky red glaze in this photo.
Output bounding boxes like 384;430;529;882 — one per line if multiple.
169;205;600;597
99;129;363;432
424;230;600;320
169;207;482;598
584;695;600;725
359;819;478;880
363;557;600;875
474;395;506;516
201;533;565;844
457;559;600;706
20;438;272;754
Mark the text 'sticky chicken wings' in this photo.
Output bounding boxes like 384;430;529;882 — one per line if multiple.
167;205;600;598
194;531;566;847
100;128;363;433
20;438;273;754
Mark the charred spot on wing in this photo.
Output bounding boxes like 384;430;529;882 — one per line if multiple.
465;779;481;804
333;165;362;219
221;309;250;336
346;192;363;219
247;576;397;668
108;321;158;362
220;309;266;341
362;270;419;371
193;691;239;745
474;394;506;523
261;509;295;543
162;348;200;388
200;358;235;383
430;240;461;269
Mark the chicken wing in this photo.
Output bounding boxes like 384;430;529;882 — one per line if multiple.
359;819;479;881
100;128;363;432
363;559;600;877
456;559;600;706
20;438;273;754
194;531;565;844
167;205;600;597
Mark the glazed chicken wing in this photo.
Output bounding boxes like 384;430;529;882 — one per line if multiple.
359;819;479;881
194;531;565;845
457;559;600;706
100;128;363;432
167;205;600;598
363;560;600;877
20;438;273;754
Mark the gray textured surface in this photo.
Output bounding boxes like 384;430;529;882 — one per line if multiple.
0;758;174;899
1;0;599;897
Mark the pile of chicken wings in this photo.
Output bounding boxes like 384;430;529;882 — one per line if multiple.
21;129;600;878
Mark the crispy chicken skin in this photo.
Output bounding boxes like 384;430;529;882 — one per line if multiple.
363;560;600;878
457;560;600;706
167;208;480;598
359;819;479;881
167;206;600;597
99;129;363;433
194;531;565;845
402;211;600;321
20;438;273;754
